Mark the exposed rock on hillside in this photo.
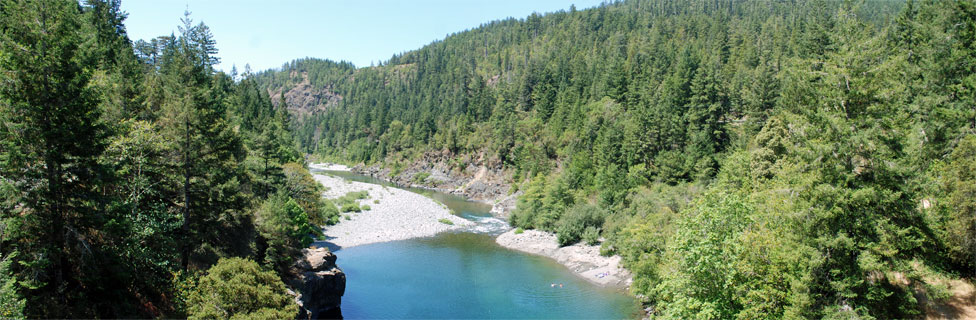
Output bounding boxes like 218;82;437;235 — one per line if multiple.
269;71;343;119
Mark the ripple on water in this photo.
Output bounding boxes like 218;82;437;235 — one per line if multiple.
463;216;511;235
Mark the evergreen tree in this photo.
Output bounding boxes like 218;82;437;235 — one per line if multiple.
156;12;249;271
0;0;107;316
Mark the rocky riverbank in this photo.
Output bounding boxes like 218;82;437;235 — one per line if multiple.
351;151;520;218
496;229;632;289
313;173;471;249
318;160;634;290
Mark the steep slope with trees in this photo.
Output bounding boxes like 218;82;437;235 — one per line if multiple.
0;0;336;317
256;0;976;318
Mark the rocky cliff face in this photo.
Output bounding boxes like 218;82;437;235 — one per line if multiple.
269;71;343;120
292;247;345;319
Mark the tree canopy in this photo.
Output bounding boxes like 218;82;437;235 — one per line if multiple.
256;0;976;318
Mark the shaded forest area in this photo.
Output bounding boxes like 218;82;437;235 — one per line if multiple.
0;0;338;318
257;0;976;318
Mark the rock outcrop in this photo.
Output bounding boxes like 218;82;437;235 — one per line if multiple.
292;247;345;319
268;71;343;120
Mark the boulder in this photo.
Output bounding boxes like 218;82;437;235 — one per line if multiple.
293;247;345;319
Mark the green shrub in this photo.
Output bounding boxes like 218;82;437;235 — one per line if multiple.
255;193;319;273
321;198;340;225
362;204;371;211
0;253;24;319
582;226;600;245
283;163;339;225
556;203;606;246
514;227;524;234
438;218;454;225
335;191;368;213
373;199;380;204
187;258;297;320
412;172;431;184
340;202;361;213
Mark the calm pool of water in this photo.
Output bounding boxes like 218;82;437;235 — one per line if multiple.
312;169;639;319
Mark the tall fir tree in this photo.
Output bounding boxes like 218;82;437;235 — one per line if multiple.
0;0;107;316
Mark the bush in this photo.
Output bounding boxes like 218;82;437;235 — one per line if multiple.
340;202;361;213
361;204;371;211
412;172;431;185
514;227;524;234
187;258;297;320
335;191;369;213
556;203;606;246
583;226;600;245
283;163;338;226
255;193;319;273
438;218;454;225
321;199;340;225
0;254;24;319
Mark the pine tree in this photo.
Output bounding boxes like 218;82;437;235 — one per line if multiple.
156;13;249;271
0;0;107;316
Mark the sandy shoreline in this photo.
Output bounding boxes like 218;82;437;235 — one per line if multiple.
496;229;632;289
313;173;471;249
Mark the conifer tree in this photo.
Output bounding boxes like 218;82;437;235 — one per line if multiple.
156;12;249;271
0;0;107;316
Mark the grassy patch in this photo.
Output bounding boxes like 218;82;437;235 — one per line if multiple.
514;227;524;234
361;204;371;211
335;191;370;213
412;172;431;185
437;218;454;225
340;202;361;213
344;191;369;200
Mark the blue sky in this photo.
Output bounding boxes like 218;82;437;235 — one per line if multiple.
121;1;606;72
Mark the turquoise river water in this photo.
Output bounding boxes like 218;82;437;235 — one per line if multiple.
312;170;639;319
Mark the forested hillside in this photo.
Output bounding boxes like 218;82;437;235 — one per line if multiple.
0;0;337;318
257;0;976;318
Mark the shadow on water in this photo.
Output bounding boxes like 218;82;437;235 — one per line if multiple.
312;239;342;252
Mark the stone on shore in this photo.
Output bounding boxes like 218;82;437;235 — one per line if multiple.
314;173;471;248
495;229;632;288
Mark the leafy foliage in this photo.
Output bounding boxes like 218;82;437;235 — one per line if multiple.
254;0;976;318
255;193;318;273
1;0;975;318
0;1;317;317
186;257;298;320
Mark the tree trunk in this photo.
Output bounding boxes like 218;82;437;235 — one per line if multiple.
181;107;191;271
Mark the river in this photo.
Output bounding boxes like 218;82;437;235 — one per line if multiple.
312;170;640;319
